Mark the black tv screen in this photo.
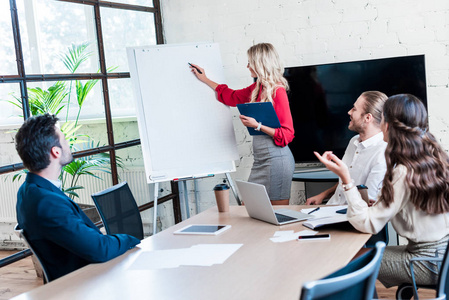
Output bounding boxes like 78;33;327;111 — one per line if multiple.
284;55;427;163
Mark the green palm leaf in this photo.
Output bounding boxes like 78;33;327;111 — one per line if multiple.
75;79;99;109
27;82;68;116
63;185;84;198
11;169;28;182
5;41;124;201
60;121;88;148
2;93;23;110
59;42;91;74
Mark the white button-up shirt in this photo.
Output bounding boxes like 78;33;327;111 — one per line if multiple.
327;132;387;205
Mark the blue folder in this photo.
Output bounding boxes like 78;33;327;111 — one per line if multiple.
236;102;281;136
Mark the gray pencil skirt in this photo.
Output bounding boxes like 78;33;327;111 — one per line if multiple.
378;235;449;288
248;135;295;201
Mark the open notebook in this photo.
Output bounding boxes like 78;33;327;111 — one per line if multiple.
301;205;349;229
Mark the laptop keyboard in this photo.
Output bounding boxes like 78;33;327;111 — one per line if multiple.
275;213;296;223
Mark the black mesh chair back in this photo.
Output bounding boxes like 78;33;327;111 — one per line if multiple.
91;182;144;240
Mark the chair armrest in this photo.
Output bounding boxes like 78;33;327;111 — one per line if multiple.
435;247;446;258
410;257;443;263
409;257;443;300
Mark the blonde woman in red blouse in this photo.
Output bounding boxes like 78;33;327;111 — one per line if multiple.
191;43;295;205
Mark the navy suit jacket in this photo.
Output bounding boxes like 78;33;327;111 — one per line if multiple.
16;173;140;281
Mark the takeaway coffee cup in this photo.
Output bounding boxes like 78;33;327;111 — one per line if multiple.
213;184;230;212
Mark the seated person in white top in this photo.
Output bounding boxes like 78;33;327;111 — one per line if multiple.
306;91;388;205
315;94;449;288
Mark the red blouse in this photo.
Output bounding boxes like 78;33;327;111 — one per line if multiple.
215;83;295;147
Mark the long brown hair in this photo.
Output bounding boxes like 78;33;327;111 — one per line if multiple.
380;94;449;213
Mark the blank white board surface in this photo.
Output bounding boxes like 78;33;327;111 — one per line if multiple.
127;43;239;183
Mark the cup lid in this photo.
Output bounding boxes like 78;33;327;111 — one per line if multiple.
213;183;230;191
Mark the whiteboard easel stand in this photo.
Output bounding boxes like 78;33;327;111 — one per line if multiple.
194;179;200;213
174;181;188;220
150;179;193;235
128;44;241;230
182;181;191;219
152;182;159;235
175;173;242;219
150;173;241;235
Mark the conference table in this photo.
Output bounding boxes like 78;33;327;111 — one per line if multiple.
12;206;371;300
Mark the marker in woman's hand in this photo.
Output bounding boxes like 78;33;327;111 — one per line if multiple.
188;63;202;74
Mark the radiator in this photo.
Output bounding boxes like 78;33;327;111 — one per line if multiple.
0;175;22;222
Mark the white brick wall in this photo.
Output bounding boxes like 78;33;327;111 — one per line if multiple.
161;0;449;205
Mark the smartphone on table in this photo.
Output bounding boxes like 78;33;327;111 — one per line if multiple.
297;234;330;241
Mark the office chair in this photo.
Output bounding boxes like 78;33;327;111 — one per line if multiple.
91;181;144;240
14;224;50;284
396;240;449;300
300;241;386;300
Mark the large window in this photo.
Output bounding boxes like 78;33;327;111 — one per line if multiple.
0;0;163;187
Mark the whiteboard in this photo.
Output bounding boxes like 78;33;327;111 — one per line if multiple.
127;43;239;183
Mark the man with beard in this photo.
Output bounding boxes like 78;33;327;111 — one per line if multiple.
306;91;388;205
15;113;140;282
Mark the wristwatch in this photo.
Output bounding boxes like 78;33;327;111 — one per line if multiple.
342;180;355;191
255;122;262;131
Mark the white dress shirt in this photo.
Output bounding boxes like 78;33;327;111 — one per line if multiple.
327;132;387;205
345;165;449;242
45;177;62;190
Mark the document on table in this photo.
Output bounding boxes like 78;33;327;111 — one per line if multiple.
128;244;243;270
300;205;347;218
301;205;349;230
302;214;348;230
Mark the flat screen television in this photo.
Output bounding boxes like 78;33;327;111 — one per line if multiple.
283;55;427;163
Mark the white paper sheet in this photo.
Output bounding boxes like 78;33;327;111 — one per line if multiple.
129;244;243;270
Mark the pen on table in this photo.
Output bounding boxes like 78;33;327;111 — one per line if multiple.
308;207;320;214
188;62;202;74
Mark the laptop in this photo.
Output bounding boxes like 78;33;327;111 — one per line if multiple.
235;180;314;225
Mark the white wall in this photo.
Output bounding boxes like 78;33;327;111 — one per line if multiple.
161;0;449;92
160;0;449;175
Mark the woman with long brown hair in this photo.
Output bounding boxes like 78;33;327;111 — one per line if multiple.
315;94;449;288
190;43;295;205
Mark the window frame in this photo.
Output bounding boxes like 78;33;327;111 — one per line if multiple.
0;0;164;186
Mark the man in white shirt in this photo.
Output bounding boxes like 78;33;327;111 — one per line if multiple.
306;91;388;205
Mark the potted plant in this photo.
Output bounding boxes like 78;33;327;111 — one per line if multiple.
6;42;121;202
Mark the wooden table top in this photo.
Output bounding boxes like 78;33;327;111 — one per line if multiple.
12;205;370;300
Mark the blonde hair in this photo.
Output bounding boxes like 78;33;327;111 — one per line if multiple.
247;43;289;103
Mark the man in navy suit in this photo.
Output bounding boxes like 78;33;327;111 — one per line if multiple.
15;113;140;282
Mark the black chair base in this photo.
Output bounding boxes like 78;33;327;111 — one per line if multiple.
396;284;414;300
